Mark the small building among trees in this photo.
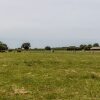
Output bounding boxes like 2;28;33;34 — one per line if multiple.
90;47;100;51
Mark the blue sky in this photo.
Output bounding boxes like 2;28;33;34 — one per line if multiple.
0;0;100;48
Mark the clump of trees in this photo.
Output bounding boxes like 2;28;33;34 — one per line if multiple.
93;43;99;47
79;44;92;50
45;43;100;51
66;43;100;51
0;41;8;51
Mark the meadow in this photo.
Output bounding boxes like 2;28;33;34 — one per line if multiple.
0;51;100;100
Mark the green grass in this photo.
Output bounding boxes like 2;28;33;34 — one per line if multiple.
0;51;100;100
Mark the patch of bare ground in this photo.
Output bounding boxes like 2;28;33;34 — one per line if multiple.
11;85;31;95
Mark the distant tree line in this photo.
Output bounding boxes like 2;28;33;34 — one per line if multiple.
52;43;100;51
0;41;99;52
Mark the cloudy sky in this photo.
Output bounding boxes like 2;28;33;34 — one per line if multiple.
0;0;100;48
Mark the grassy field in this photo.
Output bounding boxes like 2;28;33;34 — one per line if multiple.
0;51;100;100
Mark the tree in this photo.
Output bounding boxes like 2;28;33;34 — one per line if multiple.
80;44;92;50
45;46;51;50
21;42;31;50
93;43;99;47
0;41;8;51
80;44;87;50
87;44;92;49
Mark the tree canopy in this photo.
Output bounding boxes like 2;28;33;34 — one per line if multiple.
21;42;31;50
0;41;8;51
93;43;99;47
45;46;51;50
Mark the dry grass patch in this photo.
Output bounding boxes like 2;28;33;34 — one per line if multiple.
12;85;31;95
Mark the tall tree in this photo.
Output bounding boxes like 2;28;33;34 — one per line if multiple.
88;44;92;49
80;44;87;50
45;46;51;50
21;42;31;50
93;43;99;47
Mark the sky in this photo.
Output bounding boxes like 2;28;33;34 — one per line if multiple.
0;0;100;48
